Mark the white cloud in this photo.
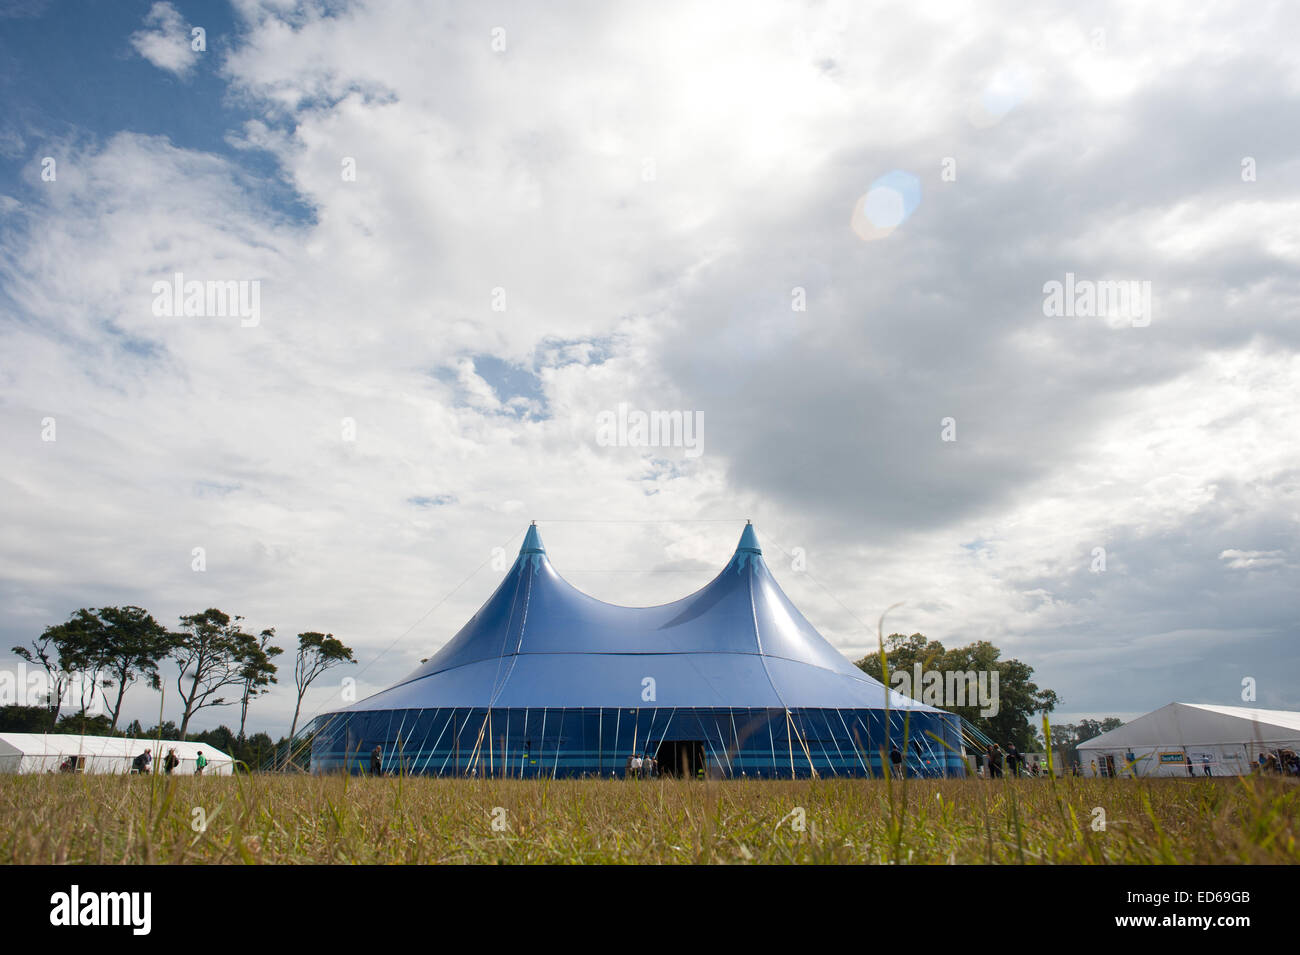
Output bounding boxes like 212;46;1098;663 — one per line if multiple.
1219;550;1287;570
3;0;1300;732
130;2;197;78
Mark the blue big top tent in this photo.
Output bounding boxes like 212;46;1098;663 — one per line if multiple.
310;523;963;778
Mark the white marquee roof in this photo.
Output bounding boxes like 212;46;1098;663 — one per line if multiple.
1077;702;1300;751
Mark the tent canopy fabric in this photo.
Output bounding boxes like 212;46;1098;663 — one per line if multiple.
312;524;963;778
345;523;934;714
0;733;234;775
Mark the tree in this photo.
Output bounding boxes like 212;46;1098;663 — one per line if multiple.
139;720;181;741
170;609;264;737
57;712;114;736
286;632;354;764
88;606;175;731
1049;717;1126;767
57;609;110;718
0;705;57;733
244;731;274;770
857;633;1059;752
11;618;88;729
237;629;282;740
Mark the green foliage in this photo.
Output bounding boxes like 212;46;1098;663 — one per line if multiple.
237;629;282;740
88;606;175;731
170;609;266;736
857;633;1059;751
9;604;352;762
14;607;175;732
55;712;114;735
136;720;179;740
0;705;57;732
1048;718;1127;767
43;609;110;717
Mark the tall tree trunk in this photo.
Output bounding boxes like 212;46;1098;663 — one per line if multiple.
284;695;304;770
178;666;202;738
238;681;251;740
47;671;65;731
109;668;129;732
178;679;193;738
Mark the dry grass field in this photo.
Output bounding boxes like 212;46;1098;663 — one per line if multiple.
2;773;1296;864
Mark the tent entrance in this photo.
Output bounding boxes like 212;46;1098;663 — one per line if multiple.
656;740;706;778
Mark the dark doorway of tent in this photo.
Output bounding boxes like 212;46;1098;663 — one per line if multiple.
656;740;706;778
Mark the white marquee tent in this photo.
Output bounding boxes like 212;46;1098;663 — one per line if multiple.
0;733;234;775
1077;702;1300;778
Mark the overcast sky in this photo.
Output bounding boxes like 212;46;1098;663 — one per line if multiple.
1;0;1297;737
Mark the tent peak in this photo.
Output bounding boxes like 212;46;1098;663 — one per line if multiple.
736;522;761;555
520;523;546;555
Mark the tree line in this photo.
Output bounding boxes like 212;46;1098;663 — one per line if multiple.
857;632;1122;755
8;605;354;759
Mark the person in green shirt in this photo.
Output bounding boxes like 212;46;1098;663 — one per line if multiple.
194;751;208;776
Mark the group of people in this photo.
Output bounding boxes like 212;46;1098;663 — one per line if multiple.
981;742;1047;778
128;747;206;775
624;753;658;778
1257;749;1300;775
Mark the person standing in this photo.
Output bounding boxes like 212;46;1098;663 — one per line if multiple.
164;748;180;775
369;745;382;776
890;745;903;779
1006;743;1019;778
194;750;207;776
1202;753;1212;777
